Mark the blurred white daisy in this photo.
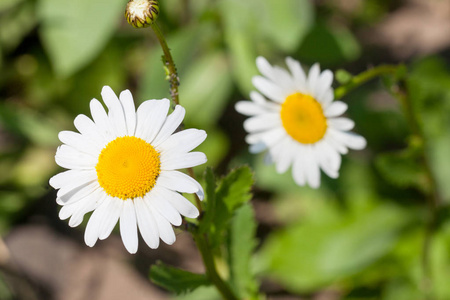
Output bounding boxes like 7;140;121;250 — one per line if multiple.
49;86;207;254
235;57;366;188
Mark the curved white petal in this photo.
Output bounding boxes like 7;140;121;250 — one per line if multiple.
252;76;286;103
58;131;100;156
101;86;128;137
147;187;182;226
119;90;137;136
135;99;170;143
286;57;307;92
328;118;355;131
235;101;273;116
120;199;138;254
157;129;207;155
134;197;160;249
158;186;199;219
161;152;207;170
84;193;108;247
243;113;281;133
98;197;123;240
152;105;185;147
90;99;112;140
328;129;367;150
325;101;347;117
148;203;176;245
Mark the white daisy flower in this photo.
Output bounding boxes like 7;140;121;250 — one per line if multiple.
49;86;207;254
235;57;366;188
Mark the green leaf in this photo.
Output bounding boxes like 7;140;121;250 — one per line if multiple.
260;0;314;52
407;57;450;202
217;166;254;212
0;0;23;12
149;261;210;294
0;1;36;52
38;0;124;77
228;203;259;299
180;51;233;127
219;0;314;95
375;147;428;192
298;23;361;66
258;196;415;293
199;166;254;246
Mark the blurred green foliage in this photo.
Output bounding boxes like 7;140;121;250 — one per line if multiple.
1;0;450;299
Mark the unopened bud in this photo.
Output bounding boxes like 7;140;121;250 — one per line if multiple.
125;0;159;28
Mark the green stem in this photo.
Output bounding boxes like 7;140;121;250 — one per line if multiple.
149;21;204;213
193;232;238;300
150;22;180;105
335;65;400;99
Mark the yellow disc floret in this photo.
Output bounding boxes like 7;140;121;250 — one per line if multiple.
280;93;327;144
96;136;161;200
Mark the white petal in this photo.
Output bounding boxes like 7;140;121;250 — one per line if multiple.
325;101;348;117
256;56;275;80
328;129;367;150
315;70;333;99
56;170;97;199
152;105;186;147
235;101;272;116
68;189;102;227
119;90;137;136
292;146;307;186
73;114;107;148
320;90;334;107
101;86;128;137
147;188;182;226
157;171;198;194
135;99;170;143
243;113;281;133
58;131;100;156
120;199;139;254
159;187;199;219
325;132;349;154
84;194;108;247
49;169;95;189
98;197;123;240
59;199;85;220
55;145;97;169
157;129;206;155
328;118;355;131
252;76;286;103
161;152;207;170
134;197;160;249
303;146;321;188
307;63;320;95
150;206;176;245
90;99;112;140
271;138;295;174
285;57;307;92
58;181;99;206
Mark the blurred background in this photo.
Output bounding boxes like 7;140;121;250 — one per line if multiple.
1;0;450;299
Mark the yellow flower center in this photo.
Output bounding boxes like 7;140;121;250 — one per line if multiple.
96;136;161;200
280;93;327;144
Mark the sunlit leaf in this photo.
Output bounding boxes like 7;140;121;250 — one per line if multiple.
228;203;259;299
150;261;210;294
38;0;124;76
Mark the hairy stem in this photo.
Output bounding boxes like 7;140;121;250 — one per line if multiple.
193;232;238;300
150;22;180;105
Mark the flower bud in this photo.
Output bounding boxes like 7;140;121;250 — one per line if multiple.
125;0;159;28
